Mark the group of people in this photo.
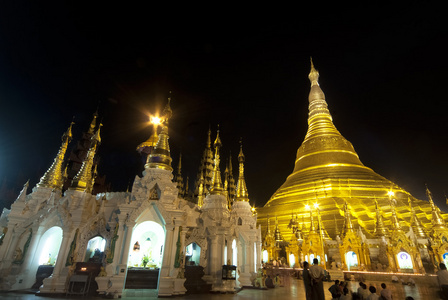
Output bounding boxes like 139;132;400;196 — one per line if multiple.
302;258;327;300
302;258;394;300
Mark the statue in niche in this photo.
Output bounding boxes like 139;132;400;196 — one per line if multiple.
13;247;23;262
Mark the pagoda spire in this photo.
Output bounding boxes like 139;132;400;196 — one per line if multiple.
210;128;224;195
71;123;102;192
146;95;173;171
235;140;249;202
426;185;446;228
175;153;185;197
197;170;204;207
342;201;355;236
408;197;427;239
87;110;98;135
374;198;389;237
38;122;74;190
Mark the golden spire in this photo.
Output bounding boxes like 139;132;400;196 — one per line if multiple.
146;96;173;171
426;185;446;228
309;208;317;233
210;128;224;195
38;122;74;190
274;217;283;242
87;111;98;135
197;170;204;207
235;140;249;201
409;197;427;239
389;196;403;231
342;201;354;236
374;199;389;237
71;123;102;192
136;113;160;154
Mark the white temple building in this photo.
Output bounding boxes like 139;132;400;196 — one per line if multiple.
0;98;261;297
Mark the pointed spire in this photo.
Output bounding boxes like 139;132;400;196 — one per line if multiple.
136;112;160;155
197;170;204;207
309;208;317;233
426;185;446;228
71;123;102;192
175;153;185;197
87;111;98;135
409;197;427;239
342;201;354;236
374;198;389;238
235;140;249;201
16;180;29;203
210;127;224;195
38;122;74;190
146;95;173;171
389;196;403;231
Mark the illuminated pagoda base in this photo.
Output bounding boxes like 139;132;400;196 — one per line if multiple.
0;98;261;297
257;61;448;274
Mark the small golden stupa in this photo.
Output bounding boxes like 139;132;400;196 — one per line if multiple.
257;60;442;243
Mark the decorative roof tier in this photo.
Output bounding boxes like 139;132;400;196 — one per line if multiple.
257;60;443;242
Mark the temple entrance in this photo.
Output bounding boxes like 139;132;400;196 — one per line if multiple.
346;251;358;270
185;242;201;266
262;250;268;263
84;236;106;262
289;253;295;267
397;251;413;271
125;221;165;289
32;226;63;289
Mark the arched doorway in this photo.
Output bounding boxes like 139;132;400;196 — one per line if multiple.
346;251;358;270
126;221;165;289
289;253;295;267
84;236;106;262
185;242;201;266
32;226;63;289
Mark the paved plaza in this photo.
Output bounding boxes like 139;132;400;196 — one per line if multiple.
0;278;442;300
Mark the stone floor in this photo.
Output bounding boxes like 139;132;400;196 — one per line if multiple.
0;278;442;300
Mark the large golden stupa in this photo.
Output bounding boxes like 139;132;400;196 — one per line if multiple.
257;61;442;243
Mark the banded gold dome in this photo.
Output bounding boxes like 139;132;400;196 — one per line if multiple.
257;61;440;242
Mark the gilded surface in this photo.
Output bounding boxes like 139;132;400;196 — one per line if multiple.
257;62;444;243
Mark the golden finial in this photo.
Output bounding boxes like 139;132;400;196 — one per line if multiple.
38;121;74;190
146;96;173;171
343;201;354;234
197;169;204;207
210;128;224;195
308;57;320;87
426;185;446;227
235;138;249;201
88;111;98;135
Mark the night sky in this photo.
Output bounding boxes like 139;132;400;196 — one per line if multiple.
1;3;447;211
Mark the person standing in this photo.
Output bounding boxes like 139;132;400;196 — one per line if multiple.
309;258;325;300
380;283;392;300
437;263;448;299
303;261;313;300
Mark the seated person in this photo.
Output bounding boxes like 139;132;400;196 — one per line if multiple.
265;275;275;288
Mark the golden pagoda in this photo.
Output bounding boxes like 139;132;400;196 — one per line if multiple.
257;60;445;258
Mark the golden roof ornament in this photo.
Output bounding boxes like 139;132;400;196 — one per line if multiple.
426;185;446;228
38;121;74;190
235;140;249;201
374;198;389;238
408;197;427;239
87;111;98;135
342;201;355;236
210;128;224;195
146;95;173;171
71;123;102;192
136;114;160;154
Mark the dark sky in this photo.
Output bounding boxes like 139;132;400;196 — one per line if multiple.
1;3;447;210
